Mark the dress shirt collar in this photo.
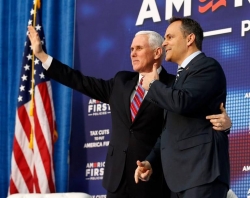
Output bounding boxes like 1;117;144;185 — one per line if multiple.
177;51;202;69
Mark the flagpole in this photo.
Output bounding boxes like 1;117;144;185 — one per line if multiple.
29;0;40;149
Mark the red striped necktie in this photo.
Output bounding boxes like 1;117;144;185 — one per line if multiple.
130;78;145;122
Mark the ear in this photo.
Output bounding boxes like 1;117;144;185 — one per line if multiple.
187;33;195;46
154;47;162;59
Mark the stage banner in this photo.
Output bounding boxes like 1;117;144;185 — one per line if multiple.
70;0;250;197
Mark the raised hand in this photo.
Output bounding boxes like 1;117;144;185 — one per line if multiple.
27;26;48;62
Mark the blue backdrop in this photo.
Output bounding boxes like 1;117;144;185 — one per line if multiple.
70;0;250;197
1;0;250;197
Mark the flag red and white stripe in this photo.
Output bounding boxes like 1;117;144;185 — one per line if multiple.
9;0;56;194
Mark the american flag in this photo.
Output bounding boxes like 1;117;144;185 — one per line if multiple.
9;0;57;193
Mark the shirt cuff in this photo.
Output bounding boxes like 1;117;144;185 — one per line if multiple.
224;127;231;134
149;80;156;88
42;55;53;70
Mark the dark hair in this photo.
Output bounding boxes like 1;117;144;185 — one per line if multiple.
169;17;203;50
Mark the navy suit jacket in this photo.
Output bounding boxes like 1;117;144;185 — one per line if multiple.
45;58;175;196
146;53;230;192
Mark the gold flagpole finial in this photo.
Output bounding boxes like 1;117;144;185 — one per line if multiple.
35;0;41;9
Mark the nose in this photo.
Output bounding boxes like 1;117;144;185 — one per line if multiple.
131;49;136;57
162;40;167;47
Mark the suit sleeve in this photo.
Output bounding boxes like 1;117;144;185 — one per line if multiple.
146;58;226;116
145;136;161;171
44;58;114;103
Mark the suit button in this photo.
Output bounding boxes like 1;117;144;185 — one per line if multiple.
123;149;127;153
130;129;133;133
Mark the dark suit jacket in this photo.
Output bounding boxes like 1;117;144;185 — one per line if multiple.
146;53;230;192
45;58;175;196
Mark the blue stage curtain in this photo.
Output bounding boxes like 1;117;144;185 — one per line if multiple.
0;0;75;196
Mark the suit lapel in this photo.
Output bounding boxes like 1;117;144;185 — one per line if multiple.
185;52;205;70
176;53;206;83
159;66;175;86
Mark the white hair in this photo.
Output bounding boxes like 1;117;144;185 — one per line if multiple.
135;31;165;60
